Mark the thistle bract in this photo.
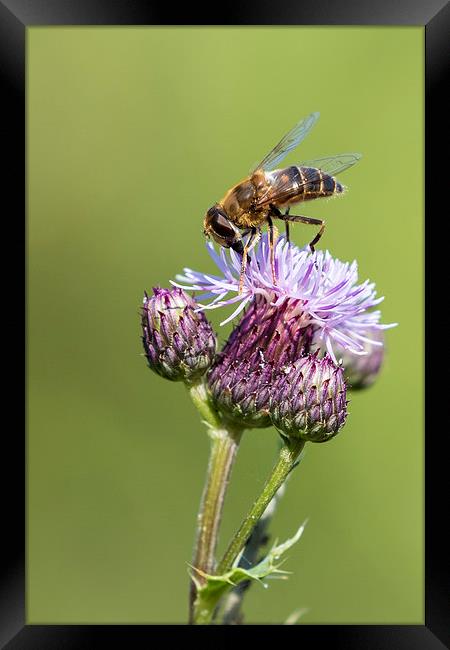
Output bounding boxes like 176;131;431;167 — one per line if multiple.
141;287;217;383
270;353;347;443
207;297;314;427
208;355;274;427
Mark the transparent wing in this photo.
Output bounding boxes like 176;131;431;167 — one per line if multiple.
255;154;362;208
252;112;320;173
255;173;303;207
298;153;362;177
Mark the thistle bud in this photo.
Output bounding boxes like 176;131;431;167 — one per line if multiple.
141;287;217;383
270;353;347;443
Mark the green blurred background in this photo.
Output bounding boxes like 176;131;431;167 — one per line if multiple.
27;27;423;624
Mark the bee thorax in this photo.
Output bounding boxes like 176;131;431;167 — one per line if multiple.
222;179;255;218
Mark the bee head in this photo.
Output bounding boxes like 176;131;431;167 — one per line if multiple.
203;205;243;253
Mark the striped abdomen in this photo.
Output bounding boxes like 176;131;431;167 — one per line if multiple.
264;166;344;206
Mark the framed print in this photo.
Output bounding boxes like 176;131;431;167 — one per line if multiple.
1;0;448;645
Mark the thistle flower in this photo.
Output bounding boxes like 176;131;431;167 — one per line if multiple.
174;234;395;363
173;233;395;429
270;353;347;443
141;287;217;383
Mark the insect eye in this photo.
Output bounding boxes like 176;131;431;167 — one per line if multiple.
210;212;235;239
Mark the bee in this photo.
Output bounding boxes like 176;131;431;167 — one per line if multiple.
203;112;361;293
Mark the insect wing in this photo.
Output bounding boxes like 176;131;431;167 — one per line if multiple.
254;170;301;207
254;153;362;208
252;112;320;173
299;153;362;177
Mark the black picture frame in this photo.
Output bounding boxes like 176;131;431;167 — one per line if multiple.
2;0;447;646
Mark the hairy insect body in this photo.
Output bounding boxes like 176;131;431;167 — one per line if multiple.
220;179;260;229
264;166;344;204
217;166;343;232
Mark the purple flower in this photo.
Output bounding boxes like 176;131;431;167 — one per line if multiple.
173;233;396;363
141;287;217;383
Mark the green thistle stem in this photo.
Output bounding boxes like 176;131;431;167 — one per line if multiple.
216;437;305;576
217;457;287;625
188;382;243;623
189;381;223;430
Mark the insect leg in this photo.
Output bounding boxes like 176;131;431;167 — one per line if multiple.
280;214;326;252
268;204;291;242
284;207;290;242
267;216;279;285
238;228;261;295
308;223;325;251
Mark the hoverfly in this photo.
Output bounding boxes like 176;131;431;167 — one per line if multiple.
203;112;361;293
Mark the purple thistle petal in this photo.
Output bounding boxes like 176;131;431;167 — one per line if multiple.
219;296;252;326
174;233;396;358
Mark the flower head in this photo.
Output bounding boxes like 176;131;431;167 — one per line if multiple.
141;287;217;383
174;233;395;363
